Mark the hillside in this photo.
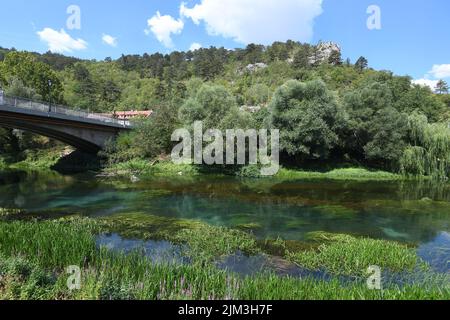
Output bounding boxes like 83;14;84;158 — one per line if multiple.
0;40;449;178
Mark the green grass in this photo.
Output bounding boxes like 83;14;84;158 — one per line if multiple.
287;232;424;277
101;213;260;264
0;218;99;269
0;219;448;300
8;148;63;170
0;157;7;169
175;224;260;264
105;159;405;182
105;159;200;178
276;168;402;181
0;208;26;219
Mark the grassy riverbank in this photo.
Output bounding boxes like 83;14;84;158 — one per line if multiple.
0;212;448;300
104;159;404;181
0;149;419;182
3;149;63;170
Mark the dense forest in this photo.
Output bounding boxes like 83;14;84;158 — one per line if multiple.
0;41;449;178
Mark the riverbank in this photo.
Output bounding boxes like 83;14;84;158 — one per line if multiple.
0;210;448;300
0;148;432;182
104;159;405;182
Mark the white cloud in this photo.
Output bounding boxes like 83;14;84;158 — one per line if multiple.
428;64;450;79
412;79;439;91
180;0;323;45
146;11;184;47
102;34;118;47
189;42;202;51
37;28;87;53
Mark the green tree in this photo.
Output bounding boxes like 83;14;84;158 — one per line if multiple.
354;56;368;72
396;84;446;122
269;80;345;160
100;80;121;111
179;84;238;129
267;42;289;62
0;51;63;103
343;82;394;160
435;79;449;94
3;77;39;100
244;44;266;64
245;83;270;106
0;128;20;155
69;63;97;109
363;107;408;169
328;50;342;66
292;45;311;69
192;48;226;80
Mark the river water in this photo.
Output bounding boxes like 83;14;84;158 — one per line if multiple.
0;169;449;274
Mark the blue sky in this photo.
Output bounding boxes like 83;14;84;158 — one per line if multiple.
0;0;449;85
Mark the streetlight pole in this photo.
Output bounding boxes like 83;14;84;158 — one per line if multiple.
48;79;52;112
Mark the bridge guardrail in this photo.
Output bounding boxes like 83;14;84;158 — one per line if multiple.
1;95;131;127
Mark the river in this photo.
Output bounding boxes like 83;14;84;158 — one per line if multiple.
0;169;449;274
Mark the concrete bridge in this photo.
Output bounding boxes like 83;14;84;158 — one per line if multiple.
0;95;132;153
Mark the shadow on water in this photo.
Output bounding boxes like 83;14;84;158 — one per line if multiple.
51;150;103;174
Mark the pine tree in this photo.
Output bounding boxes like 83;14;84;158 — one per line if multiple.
355;56;368;71
435;79;449;94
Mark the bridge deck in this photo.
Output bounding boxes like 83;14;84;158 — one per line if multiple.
0;96;132;129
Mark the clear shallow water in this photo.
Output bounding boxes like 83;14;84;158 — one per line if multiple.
0;169;449;274
96;234;188;265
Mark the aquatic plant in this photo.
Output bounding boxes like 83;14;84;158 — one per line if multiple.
288;232;424;277
0;219;448;300
175;224;260;264
100;213;260;264
0;218;99;269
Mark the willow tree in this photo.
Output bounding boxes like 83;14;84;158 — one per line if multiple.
401;112;450;179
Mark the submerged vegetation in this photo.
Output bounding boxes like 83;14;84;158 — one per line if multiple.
101;213;259;264
0;216;448;300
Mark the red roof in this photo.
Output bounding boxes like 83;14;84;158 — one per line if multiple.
99;110;153;119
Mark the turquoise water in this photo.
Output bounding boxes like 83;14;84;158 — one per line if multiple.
0;169;449;273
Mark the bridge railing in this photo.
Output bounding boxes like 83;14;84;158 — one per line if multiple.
1;95;131;127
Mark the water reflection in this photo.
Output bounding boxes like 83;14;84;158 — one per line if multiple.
0;169;449;247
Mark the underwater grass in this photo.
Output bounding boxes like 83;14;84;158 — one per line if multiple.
288;232;424;277
101;213;260;264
